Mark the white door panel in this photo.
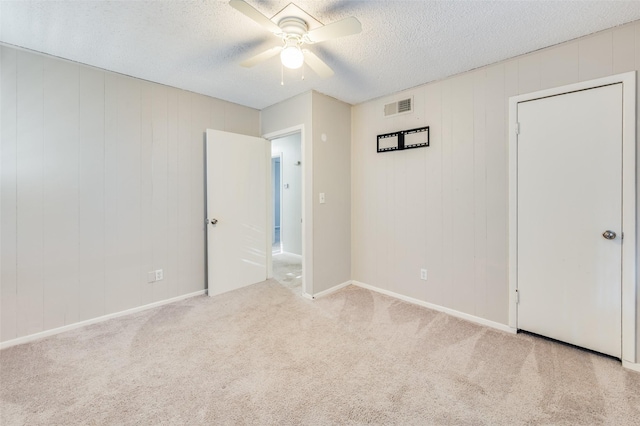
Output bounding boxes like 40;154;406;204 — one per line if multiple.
206;129;270;297
517;84;622;358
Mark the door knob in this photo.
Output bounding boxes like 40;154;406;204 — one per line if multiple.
602;230;616;240
210;218;218;225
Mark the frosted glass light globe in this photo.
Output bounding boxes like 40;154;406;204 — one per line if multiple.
280;46;304;69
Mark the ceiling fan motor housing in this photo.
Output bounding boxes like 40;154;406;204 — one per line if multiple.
278;17;308;38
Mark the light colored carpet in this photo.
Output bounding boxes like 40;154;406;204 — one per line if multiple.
1;274;639;424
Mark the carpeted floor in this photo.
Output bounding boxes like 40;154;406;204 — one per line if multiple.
1;261;639;424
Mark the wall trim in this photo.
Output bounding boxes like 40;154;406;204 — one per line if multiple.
508;71;637;363
271;152;284;261
311;280;352;299
301;292;314;300
352;281;517;334
622;360;640;373
0;290;206;350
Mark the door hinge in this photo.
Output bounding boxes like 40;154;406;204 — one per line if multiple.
515;289;520;305
515;122;520;135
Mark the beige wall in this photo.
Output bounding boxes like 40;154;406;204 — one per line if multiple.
261;91;313;137
351;20;640;356
262;91;351;294
0;45;260;343
312;92;351;293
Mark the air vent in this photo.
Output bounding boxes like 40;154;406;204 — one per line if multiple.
398;98;412;113
383;96;414;118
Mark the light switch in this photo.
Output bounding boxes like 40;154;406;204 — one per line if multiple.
319;193;325;204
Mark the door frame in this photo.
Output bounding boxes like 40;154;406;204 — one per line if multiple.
271;153;283;253
263;125;312;298
508;71;637;365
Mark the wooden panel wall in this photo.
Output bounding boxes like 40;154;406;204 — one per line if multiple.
15;51;45;337
1;46;18;339
0;45;260;343
78;67;105;322
351;20;640;326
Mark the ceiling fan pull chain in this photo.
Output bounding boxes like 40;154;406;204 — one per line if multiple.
301;64;305;81
281;63;284;86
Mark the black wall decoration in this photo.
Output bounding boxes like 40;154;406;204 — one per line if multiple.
377;126;429;153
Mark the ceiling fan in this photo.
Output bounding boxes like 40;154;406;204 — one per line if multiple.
229;0;362;79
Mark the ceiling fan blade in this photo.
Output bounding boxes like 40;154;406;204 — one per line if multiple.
303;50;334;79
240;46;282;67
305;16;362;43
229;0;282;34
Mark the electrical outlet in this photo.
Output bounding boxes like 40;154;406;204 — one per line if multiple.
147;271;156;283
420;268;427;281
155;269;164;281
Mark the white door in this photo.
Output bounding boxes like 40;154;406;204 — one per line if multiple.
206;129;270;297
517;84;623;358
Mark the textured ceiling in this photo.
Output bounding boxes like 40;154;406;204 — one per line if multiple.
2;1;640;110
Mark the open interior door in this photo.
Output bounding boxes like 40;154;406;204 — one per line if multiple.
206;129;270;297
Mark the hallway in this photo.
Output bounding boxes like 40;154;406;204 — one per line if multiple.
272;252;302;295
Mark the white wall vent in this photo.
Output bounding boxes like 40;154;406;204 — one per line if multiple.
383;96;413;118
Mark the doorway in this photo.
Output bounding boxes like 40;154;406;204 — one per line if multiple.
508;72;637;365
205;126;313;298
270;133;303;293
272;155;282;254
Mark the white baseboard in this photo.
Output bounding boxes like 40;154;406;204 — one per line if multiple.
0;290;206;350
311;280;352;299
623;360;640;373
351;280;517;334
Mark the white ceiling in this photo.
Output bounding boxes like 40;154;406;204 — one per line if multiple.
2;1;640;110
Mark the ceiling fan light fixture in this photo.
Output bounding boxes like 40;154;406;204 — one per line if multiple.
280;44;304;69
231;1;362;79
